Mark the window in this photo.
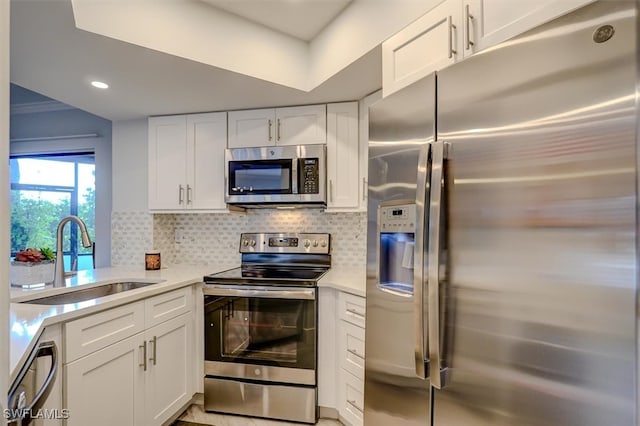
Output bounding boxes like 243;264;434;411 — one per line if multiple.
10;153;95;271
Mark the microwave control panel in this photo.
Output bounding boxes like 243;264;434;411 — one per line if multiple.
298;158;319;194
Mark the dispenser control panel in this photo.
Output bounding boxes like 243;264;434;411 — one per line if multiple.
379;202;416;233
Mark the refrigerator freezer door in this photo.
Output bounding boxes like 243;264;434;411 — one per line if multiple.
434;2;637;425
364;74;435;425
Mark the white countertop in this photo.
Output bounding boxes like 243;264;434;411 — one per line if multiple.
9;264;233;382
317;266;366;297
9;263;366;382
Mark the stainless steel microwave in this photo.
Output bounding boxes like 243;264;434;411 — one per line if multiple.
224;144;326;207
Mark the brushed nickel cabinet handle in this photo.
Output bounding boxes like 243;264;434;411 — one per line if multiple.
329;180;334;203
347;348;363;358
268;119;273;141
186;185;192;205
362;178;366;201
465;4;475;50
448;16;457;59
277;118;281;141
139;341;147;371
149;336;157;366
178;185;184;205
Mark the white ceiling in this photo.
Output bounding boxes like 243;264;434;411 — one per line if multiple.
199;0;353;41
9;0;434;121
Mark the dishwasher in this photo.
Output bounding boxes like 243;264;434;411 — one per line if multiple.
6;341;58;426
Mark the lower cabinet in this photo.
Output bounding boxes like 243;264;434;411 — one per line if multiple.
318;288;366;426
65;333;146;426
64;287;195;426
144;314;193;425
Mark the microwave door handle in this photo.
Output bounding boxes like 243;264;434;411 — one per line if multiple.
427;140;450;389
414;144;431;379
292;159;298;194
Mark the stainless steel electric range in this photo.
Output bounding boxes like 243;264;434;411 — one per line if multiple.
202;232;331;424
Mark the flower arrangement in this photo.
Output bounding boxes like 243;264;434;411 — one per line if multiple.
11;247;56;287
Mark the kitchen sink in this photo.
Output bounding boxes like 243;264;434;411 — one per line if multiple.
20;281;162;305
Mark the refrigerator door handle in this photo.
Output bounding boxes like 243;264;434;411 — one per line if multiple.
427;140;449;389
413;143;431;379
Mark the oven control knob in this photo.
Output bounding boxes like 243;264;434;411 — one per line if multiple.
303;239;311;248
312;240;319;247
242;239;249;247
250;239;256;247
320;240;327;248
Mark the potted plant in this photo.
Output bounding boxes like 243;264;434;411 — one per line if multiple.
10;247;56;287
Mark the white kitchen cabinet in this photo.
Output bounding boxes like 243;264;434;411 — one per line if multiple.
228;104;326;148
317;288;338;413
64;287;196;426
144;313;193;425
463;0;596;57
337;291;366;426
318;288;366;426
65;333;146;426
148;112;227;212
382;0;462;97
326;102;361;212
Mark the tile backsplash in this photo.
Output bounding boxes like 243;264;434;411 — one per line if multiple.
111;210;367;269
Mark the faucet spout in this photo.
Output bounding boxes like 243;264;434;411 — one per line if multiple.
53;216;92;287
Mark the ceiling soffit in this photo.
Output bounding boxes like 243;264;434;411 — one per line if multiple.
70;0;440;93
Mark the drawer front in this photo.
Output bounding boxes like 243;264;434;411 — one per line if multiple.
65;301;145;363
339;320;365;380
338;291;366;328
145;286;193;328
339;369;364;426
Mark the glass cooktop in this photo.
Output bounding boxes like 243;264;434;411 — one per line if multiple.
203;265;329;286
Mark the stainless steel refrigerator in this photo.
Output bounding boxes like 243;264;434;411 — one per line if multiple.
364;2;638;425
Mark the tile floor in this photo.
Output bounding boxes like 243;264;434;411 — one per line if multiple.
173;404;343;426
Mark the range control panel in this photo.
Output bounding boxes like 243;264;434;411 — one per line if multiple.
240;232;331;254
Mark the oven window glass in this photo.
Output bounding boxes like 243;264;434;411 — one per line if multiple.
205;296;316;369
379;232;415;295
229;160;292;194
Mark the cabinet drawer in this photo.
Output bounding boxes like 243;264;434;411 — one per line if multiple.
339;320;365;380
338;291;366;328
65;301;145;363
339;369;364;426
145;287;193;328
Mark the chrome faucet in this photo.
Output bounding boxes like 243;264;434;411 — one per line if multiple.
53;216;92;287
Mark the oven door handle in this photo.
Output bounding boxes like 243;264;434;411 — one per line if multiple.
204;285;316;300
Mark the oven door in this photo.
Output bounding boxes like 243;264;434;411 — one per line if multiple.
204;285;317;385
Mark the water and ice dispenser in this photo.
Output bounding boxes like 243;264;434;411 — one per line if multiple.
378;201;416;295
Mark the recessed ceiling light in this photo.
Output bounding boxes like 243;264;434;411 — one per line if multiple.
90;81;109;89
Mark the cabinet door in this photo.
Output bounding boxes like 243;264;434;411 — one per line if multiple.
187;112;227;210
382;0;462;97
275;104;326;146
148;115;188;210
317;288;338;410
65;334;145;426
145;313;194;426
338;369;364;426
228;109;275;148
464;0;595;57
326;102;360;211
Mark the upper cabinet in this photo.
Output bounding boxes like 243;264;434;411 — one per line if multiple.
326;102;360;212
383;0;596;96
382;0;462;98
148;112;228;212
228;104;326;148
463;0;596;58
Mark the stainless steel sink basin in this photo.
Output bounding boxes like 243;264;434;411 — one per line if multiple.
20;281;161;305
